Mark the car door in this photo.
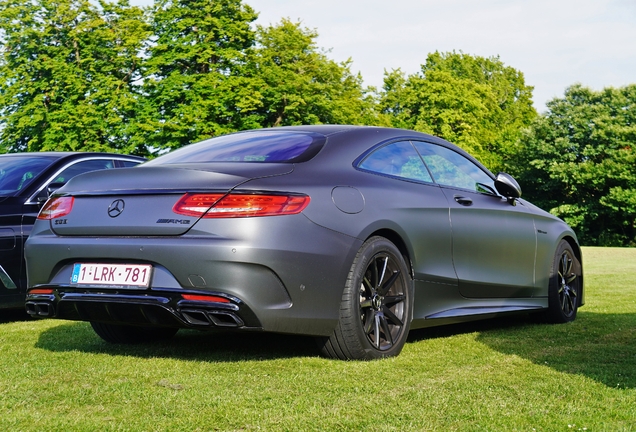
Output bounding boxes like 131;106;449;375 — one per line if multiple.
0;222;20;307
413;141;537;299
357;140;458;309
0;155;57;306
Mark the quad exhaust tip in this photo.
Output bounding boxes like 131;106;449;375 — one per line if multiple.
180;309;244;328
25;301;54;317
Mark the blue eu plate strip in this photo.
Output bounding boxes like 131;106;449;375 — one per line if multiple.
71;264;81;284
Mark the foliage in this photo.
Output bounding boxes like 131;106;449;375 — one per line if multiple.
513;84;636;246
248;19;375;128
379;52;537;172
0;0;150;154
139;0;260;152
0;0;376;154
1;247;636;430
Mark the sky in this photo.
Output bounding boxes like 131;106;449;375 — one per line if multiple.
132;0;636;112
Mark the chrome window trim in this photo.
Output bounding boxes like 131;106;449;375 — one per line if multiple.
0;264;17;289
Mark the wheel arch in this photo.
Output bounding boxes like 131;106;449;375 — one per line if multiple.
365;228;414;279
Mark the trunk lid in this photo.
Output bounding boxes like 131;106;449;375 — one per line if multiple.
50;164;292;236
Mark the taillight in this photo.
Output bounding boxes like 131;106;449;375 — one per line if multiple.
172;194;225;217
173;193;310;218
37;197;74;220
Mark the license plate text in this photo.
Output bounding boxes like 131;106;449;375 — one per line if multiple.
71;263;152;288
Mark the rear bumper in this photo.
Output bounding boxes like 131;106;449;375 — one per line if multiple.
25;214;362;336
26;287;261;330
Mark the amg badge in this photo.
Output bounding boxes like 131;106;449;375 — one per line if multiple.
156;219;191;225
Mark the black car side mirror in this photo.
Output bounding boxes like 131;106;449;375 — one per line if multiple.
37;182;66;203
47;182;65;196
495;172;522;205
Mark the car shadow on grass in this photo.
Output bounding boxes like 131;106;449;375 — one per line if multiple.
35;321;321;361
34;311;636;382
0;308;32;324
408;311;636;389
407;313;532;342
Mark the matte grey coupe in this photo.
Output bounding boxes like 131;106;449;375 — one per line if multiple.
25;126;583;360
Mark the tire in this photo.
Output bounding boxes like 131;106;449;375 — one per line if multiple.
545;240;581;323
319;236;413;360
90;322;179;344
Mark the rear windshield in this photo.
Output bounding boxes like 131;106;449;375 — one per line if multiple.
148;131;325;165
0;156;57;195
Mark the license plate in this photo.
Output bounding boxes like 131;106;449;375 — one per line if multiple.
71;263;152;288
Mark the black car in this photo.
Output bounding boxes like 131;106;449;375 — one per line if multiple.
0;152;145;309
25;127;583;359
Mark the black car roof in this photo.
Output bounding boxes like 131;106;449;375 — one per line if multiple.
0;151;144;159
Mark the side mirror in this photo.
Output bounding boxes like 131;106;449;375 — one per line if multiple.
47;182;65;196
476;182;498;196
37;182;66;203
495;173;521;205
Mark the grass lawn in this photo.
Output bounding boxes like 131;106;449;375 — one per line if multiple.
1;247;635;431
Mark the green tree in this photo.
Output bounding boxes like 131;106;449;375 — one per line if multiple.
140;0;261;151
379;52;537;171
512;84;636;246
0;0;150;154
248;19;375;127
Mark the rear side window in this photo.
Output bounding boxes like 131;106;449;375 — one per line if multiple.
358;141;433;183
148;131;326;165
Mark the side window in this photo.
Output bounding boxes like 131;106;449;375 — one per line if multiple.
413;142;496;193
359;141;433;183
119;160;141;168
52;159;114;185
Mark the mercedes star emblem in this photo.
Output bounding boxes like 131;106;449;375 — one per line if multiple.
107;199;125;218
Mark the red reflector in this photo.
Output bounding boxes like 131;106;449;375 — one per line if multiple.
28;288;54;295
182;294;230;303
173;193;310;218
38;197;74;220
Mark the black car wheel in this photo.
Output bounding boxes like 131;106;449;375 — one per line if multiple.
546;240;581;323
90;322;179;344
319;236;412;360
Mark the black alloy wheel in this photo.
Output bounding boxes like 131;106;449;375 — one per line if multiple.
319;236;412;360
558;250;578;317
546;240;581;323
359;251;407;350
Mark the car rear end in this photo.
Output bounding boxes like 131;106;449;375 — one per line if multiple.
24;130;361;337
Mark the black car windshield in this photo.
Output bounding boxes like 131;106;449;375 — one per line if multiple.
148;131;325;165
0;156;57;195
